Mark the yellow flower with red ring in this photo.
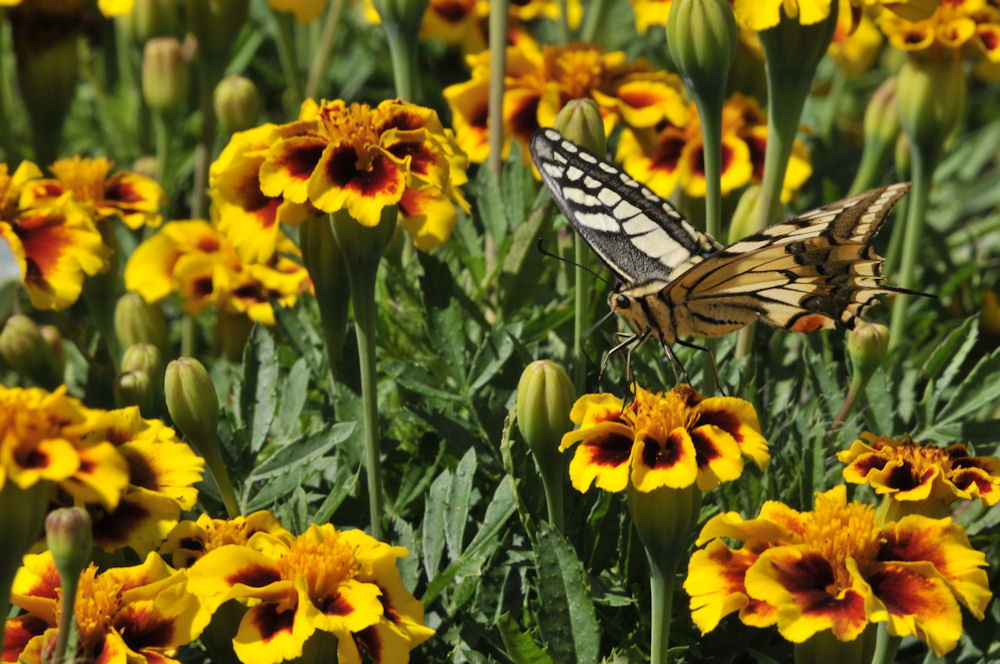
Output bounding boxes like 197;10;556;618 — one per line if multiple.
187;523;433;664
734;0;936;30
839;432;1000;508
0;200;109;310
829;0;883;76
211;123;312;264
878;0;1000;61
20;156;165;230
0;161;42;218
161;511;295;568
0;385;129;510
559;385;769;494
685;485;991;656
8;551;209;664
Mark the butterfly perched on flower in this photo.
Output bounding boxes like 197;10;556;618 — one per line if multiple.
529;127;923;365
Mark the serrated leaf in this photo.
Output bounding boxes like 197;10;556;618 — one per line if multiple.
273;304;328;385
240;325;279;452
275;358;310;437
445;448;477;560
934;320;978;395
310;464;359;524
498;614;555;664
534;523;600;664
469;325;519;393
422;469;450;579
475;164;509;244
937;348;1000;424
248;422;357;481
923;318;976;379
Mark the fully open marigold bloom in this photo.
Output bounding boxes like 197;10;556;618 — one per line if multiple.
878;0;1000;63
161;511;294;568
20;156;165;230
5;551;209;664
734;0;937;30
187;524;433;664
684;485;991;656
839;432;1000;512
559;384;769;494
617;94;811;200
0;385;128;509
254;98;468;250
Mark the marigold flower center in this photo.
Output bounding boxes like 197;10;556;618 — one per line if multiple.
317;102;385;173
632;389;694;442
69;567;119;650
547;47;610;99
278;530;358;602
800;500;882;591
50;157;113;204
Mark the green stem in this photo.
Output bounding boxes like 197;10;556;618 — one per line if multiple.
0;482;49;654
848;135;893;196
572;235;587;394
192;59;220;220
539;456;565;533
201;438;241;517
304;0;344;100
556;0;570;45
826;371;863;446
889;143;936;349
883;195;907;279
579;0;608;44
181;314;198;357
0;18;16;161
383;22;418;102
818;70;845;142
485;0;508;271
871;623;902;664
52;573;79;664
152;110;169;186
648;555;675;664
271;11;305;104
83;225;123;369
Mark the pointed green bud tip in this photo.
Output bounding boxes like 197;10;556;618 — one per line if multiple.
847;321;889;379
115;370;155;412
115;292;170;356
122;343;163;377
666;0;737;100
863;77;900;150
896;57;965;155
516;360;575;461
123;0;179;43
553;99;607;157
214;75;261;133
0;315;64;388
45;507;92;578
165;357;219;449
142;37;190;112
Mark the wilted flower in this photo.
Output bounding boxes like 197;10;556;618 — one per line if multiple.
685;485;991;656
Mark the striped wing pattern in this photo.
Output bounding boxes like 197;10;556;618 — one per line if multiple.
529;127;911;344
529;128;721;285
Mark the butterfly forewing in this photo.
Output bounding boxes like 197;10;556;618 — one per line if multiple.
529;128;721;284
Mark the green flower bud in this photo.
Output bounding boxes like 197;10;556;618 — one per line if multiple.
516;360;575;464
114;292;171;357
847;321;890;381
894;132;911;180
213;310;253;363
122;342;163;377
896;57;965;159
122;0;179;43
666;0;737;105
11;27;78;164
552;99;607;157
0;315;64;389
115;370;155;413
213;75;261;133
44;507;92;579
165;357;219;449
184;0;249;65
300;215;350;366
142;37;190;111
863;77;900;150
727;185;760;245
39;325;66;378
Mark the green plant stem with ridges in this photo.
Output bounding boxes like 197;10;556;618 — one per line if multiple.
201;436;241;518
271;11;305;104
485;0;508;273
557;0;570;44
573;235;587;394
305;0;344;101
889;143;936;349
870;625;901;664
848;135;893;197
152;110;169;185
579;0;608;44
0;19;15;161
648;557;675;664
192;59;221;220
52;567;80;664
383;22;418;102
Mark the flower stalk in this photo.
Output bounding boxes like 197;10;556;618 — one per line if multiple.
46;507;93;664
371;0;429;102
305;0;345;100
328;206;398;539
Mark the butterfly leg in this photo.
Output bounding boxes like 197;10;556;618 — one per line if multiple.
675;338;725;396
599;332;640;386
659;340;692;386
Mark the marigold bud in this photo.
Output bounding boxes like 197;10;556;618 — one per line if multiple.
213;75;261;133
552;99;607;157
728;185;760;245
666;0;737;104
0;315;64;389
896;57;965;157
39;325;66;375
12;29;78;163
847;321;890;380
165;357;220;449
115;370;155;413
114;292;170;356
122;342;163;377
863;77;900;150
516;360;575;462
123;0;178;42
44;507;92;578
142;37;190;111
894;132;911;180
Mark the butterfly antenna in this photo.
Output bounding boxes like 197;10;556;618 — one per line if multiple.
586;309;617;337
675;338;726;396
536;238;611;287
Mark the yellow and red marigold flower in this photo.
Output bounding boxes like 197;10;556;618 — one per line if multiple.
839;432;1000;514
878;0;1000;63
617;94;811;200
559;384;769;494
444;37;689;165
161;511;295;568
20;156;165;230
4;551;209;664
0;385;128;510
187;523;433;664
0;161;109;310
61;407;205;556
734;0;938;30
124;219;312;326
684;485;991;656
829;0;883;76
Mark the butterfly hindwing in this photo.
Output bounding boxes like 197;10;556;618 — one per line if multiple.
529;128;721;284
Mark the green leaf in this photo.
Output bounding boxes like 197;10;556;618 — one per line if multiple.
936;348;1000;424
497;614;555;664
475;162;509;244
422;468;450;579
240;325;279;452
922;317;976;380
533;523;600;664
274;357;310;437
310;464;360;524
273;304;328;386
248;422;357;481
445;448;477;560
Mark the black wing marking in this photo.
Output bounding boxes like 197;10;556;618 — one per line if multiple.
529;127;721;284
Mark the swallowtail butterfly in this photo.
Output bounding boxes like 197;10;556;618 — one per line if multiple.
529;127;919;352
